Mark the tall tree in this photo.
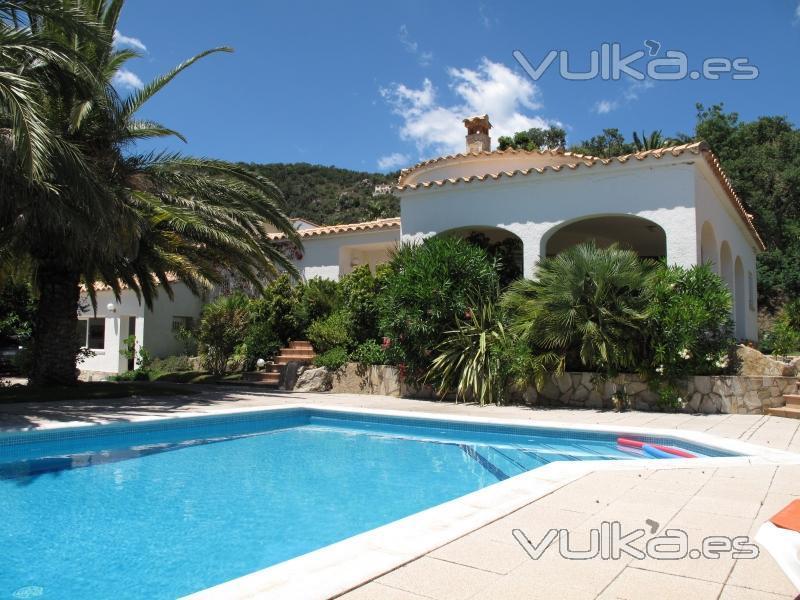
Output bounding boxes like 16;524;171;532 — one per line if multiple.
695;103;800;310
0;0;299;385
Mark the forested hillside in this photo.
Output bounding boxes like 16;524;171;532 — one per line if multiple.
242;162;400;225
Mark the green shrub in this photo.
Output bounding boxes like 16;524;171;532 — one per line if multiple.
196;293;251;375
427;299;562;405
642;263;735;383
242;275;309;367
307;310;353;353
761;299;800;356
149;355;193;373
378;237;500;382
350;340;385;365
501;242;649;380
298;277;341;324
313;346;349;370
340;265;384;343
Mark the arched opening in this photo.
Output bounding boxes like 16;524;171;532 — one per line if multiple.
438;226;523;285
543;215;667;260
719;241;733;295
734;257;746;339
700;221;719;274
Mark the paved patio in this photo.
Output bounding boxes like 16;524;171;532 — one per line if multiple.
1;387;799;599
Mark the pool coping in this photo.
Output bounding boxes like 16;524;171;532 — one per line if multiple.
4;403;799;600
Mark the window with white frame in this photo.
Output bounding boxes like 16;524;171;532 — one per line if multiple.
76;318;105;350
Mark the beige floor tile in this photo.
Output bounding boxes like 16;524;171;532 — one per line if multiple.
683;493;763;520
376;556;499;600
718;585;790;600
470;549;627;600
769;465;800;496
340;581;433;599
727;548;797;596
428;529;528;574
597;567;722;599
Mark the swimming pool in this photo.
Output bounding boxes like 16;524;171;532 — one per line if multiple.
0;407;738;599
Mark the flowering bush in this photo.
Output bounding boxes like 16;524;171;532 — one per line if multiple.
642;263;736;406
377;237;500;383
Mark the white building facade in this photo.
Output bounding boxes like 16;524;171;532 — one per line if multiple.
280;115;763;340
82;115;764;376
78;281;205;377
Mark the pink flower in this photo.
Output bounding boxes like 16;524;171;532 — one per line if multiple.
381;337;391;349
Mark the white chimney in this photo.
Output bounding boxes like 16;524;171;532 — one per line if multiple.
463;114;492;153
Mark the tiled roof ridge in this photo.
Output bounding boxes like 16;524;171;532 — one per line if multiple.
267;217;401;240
395;141;764;250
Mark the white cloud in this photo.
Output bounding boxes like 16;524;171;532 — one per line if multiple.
112;68;144;90
113;29;147;52
479;4;497;29
377;152;410;170
795;1;800;23
398;25;433;67
381;58;554;157
592;80;655;114
594;100;618;114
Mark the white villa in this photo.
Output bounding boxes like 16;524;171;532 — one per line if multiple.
80;115;764;376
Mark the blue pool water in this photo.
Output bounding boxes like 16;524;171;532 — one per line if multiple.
0;408;733;599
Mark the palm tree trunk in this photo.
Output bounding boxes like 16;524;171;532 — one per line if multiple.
29;266;81;386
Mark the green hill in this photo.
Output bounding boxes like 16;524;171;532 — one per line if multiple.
242;162;400;226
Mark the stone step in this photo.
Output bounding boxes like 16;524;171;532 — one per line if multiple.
242;372;280;384
783;394;800;406
768;406;800;419
276;356;314;366
279;349;316;359
289;340;314;350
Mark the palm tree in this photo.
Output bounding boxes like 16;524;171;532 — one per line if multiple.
501;242;649;378
0;0;300;385
632;130;675;152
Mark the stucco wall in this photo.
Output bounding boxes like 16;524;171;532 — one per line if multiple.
293;229;399;281
694;165;760;340
78;282;204;374
399;162;698;277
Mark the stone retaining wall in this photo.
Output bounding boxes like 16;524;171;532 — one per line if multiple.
326;363;797;415
527;372;798;414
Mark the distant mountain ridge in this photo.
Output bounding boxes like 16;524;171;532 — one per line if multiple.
242;162;400;226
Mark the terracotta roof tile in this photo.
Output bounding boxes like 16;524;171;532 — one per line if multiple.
267;217;401;240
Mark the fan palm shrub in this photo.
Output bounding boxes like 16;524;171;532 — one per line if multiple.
0;0;299;384
502;242;649;380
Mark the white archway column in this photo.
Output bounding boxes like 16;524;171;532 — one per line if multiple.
651;209;697;268
504;223;557;279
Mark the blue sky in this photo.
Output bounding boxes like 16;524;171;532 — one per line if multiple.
117;1;800;172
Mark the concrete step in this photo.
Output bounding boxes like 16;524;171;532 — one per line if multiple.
768;406;800;419
783;394;800;406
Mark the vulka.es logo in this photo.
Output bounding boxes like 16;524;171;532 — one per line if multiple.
512;521;760;561
513;42;759;82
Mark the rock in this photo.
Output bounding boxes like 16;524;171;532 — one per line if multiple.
556;373;573;394
625;381;648;395
790;356;800;373
693;376;712;395
736;345;796;377
293;367;332;392
699;395;719;414
587;391;603;408
280;360;303;390
688;392;702;412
